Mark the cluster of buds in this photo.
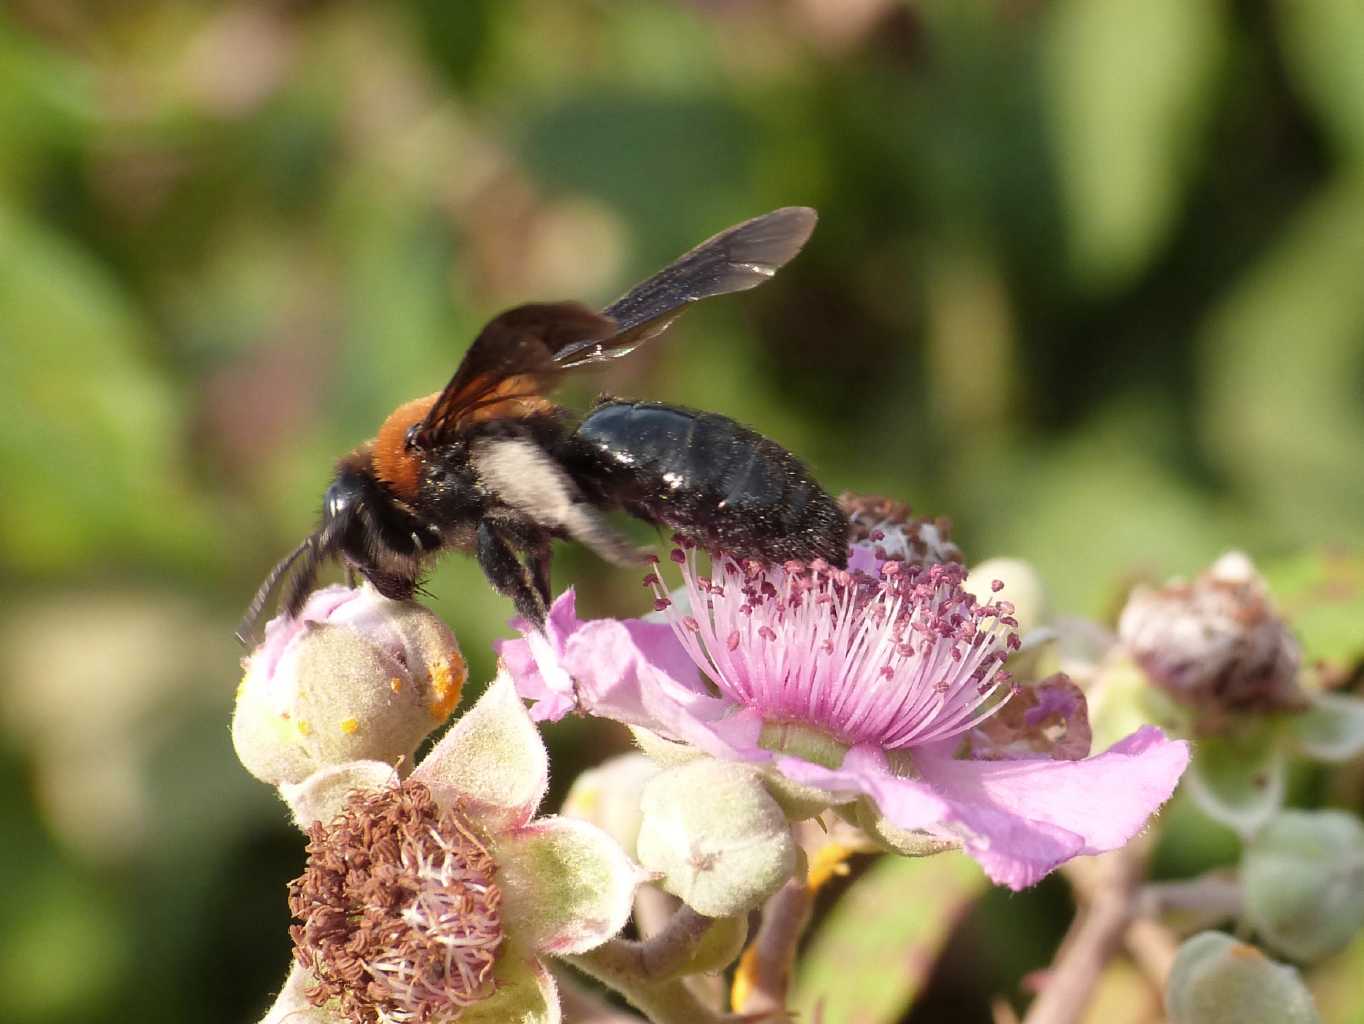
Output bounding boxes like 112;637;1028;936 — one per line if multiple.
235;585;639;1024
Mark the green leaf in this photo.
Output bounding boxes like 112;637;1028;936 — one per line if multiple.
1185;731;1286;839
1275;0;1364;162
1042;0;1226;288
1291;693;1364;764
1199;178;1364;547
792;854;986;1024
1262;549;1364;680
0;202;218;574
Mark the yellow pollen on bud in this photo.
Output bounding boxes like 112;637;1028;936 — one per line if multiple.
340;717;359;735
807;842;855;891
297;719;313;737
428;651;468;721
563;787;601;819
235;675;248;701
389;677;403;694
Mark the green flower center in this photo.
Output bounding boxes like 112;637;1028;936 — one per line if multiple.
759;721;850;769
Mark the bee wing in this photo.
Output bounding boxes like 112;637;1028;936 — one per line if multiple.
413;207;817;445
554;206;817;369
412;302;617;445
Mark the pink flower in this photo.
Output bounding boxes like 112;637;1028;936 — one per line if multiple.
499;543;1189;891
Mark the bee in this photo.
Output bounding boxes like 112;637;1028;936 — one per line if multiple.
238;207;849;642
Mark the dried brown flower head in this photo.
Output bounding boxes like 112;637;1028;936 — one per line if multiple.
839;492;963;566
288;780;504;1023
1119;552;1305;729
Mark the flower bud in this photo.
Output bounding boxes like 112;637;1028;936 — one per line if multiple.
1118;552;1305;727
636;758;798;917
232;585;466;787
561;753;660;857
1166;932;1320;1024
1242;809;1364;963
965;557;1049;637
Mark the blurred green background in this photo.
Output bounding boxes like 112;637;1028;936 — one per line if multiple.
2;1;1362;1022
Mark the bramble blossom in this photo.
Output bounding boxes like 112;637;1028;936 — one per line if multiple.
501;519;1188;890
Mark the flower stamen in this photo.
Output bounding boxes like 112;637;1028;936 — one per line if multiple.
288;780;504;1024
650;543;1018;752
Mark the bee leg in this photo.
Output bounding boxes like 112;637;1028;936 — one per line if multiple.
345;566;358;589
363;569;417;603
476;521;546;628
529;542;553;606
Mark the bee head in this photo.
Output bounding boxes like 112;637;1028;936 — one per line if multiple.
235;467;367;647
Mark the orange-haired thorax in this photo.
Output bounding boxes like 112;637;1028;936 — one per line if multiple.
372;392;441;500
371;384;561;500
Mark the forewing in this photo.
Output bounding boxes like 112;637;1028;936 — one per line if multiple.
412;302;615;445
554;206;818;368
413;207;817;444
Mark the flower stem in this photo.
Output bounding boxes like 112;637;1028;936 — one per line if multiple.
565;947;722;1024
562;906;731;1024
1022;843;1147;1024
731;876;815;1015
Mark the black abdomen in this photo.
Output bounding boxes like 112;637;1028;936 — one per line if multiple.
566;400;848;566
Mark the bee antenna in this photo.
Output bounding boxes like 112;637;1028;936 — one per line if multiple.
235;536;315;647
281;534;328;622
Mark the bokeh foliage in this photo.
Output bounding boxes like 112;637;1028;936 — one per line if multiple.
0;2;1361;1023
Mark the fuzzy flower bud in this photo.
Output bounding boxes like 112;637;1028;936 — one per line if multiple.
233;585;466;787
561;753;660;858
636;758;798;917
1242;810;1364;963
1118;552;1305;728
1166;932;1320;1024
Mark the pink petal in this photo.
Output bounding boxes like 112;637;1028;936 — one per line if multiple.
562;617;704;725
913;726;1190;889
500;593;770;761
496;591;584;722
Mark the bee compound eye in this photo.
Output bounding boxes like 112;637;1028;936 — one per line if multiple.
322;478;357;525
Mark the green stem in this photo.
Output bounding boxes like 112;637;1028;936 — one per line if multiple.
564;944;724;1024
733;877;814;1016
561;906;731;1024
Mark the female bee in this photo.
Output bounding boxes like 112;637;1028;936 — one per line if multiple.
240;207;848;640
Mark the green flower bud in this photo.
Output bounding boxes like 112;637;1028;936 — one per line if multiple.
636;758;798;917
232;585;466;787
1166;932;1320;1024
561;753;660;857
1242;810;1364;963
